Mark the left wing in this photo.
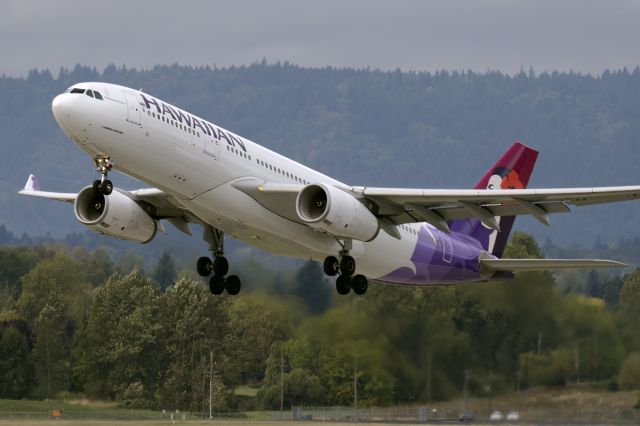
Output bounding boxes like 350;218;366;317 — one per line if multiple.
357;185;640;232
233;177;640;235
480;258;626;273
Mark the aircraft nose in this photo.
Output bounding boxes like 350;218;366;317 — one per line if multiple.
51;94;71;123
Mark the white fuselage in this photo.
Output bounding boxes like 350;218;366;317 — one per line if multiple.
51;82;482;285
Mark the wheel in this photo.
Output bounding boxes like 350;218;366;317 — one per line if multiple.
196;257;212;277
101;179;113;195
213;256;229;276
352;274;368;295
336;275;351;295
323;256;339;276
340;255;356;276
209;275;225;295
225;275;241;295
92;180;101;194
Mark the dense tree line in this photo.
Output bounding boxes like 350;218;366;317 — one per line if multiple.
2;63;640;244
2;233;640;410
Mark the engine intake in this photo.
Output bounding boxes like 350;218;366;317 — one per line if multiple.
74;187;157;243
296;183;379;241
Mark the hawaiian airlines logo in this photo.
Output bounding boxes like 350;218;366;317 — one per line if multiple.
486;167;524;190
139;93;247;153
483;167;523;243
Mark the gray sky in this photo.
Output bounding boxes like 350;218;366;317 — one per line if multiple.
1;0;639;77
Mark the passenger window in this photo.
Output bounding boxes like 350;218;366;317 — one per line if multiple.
94;91;103;100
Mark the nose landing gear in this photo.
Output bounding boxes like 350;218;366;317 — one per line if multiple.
197;225;241;296
92;153;113;195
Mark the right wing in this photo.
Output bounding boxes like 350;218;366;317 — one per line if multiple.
18;174;199;235
18;174;76;202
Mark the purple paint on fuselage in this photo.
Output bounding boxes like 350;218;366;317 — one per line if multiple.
378;142;539;286
378;226;484;286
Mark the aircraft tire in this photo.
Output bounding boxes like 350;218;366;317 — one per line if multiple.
101;180;113;195
92;180;101;194
352;274;368;295
340;255;356;276
209;275;225;295
197;256;212;277
213;256;229;276
336;275;351;295
323;256;339;276
226;275;241;295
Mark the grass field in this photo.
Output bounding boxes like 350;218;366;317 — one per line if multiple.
1;386;640;424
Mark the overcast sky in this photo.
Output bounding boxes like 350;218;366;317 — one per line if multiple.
1;0;638;77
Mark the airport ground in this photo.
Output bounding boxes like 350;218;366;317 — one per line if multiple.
1;386;639;424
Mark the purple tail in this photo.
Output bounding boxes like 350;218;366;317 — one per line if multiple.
449;142;538;258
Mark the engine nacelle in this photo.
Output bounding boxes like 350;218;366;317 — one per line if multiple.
74;187;157;243
296;183;379;241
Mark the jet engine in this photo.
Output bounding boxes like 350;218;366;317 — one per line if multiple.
296;183;379;241
74;187;157;243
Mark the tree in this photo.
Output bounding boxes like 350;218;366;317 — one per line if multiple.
292;260;331;315
152;251;177;292
603;275;623;306
617;269;640;352
227;293;300;384
619;352;640;390
16;251;90;396
32;304;68;398
0;324;34;398
74;272;163;401
157;277;231;411
17;250;90;327
585;269;603;298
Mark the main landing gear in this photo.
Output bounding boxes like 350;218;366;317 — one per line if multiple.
323;244;368;296
92;153;113;195
197;225;241;296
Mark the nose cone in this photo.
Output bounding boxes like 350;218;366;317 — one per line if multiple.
51;94;70;125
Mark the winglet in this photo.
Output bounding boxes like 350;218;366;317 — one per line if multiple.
23;174;41;191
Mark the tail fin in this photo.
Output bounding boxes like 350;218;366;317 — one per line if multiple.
449;142;538;258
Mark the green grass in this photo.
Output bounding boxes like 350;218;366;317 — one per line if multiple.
0;398;159;420
3;387;640;424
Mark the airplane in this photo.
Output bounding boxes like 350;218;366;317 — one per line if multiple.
18;82;640;296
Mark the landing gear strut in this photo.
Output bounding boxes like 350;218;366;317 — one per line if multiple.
324;240;368;295
92;153;113;195
197;225;241;295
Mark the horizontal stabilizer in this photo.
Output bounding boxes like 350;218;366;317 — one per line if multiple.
481;258;626;272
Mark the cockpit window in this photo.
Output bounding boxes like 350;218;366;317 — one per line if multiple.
86;90;94;98
70;88;85;94
93;91;103;100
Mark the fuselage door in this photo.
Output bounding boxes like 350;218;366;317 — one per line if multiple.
204;136;219;160
124;92;141;125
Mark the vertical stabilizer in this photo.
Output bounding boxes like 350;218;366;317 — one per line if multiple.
449;142;538;257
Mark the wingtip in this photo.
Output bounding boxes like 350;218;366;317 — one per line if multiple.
23;174;40;191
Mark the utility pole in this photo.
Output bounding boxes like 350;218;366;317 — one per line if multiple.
354;364;358;423
463;369;470;413
209;351;213;420
280;350;284;420
427;349;432;405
